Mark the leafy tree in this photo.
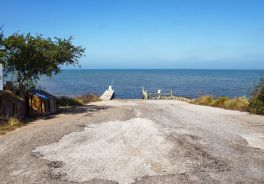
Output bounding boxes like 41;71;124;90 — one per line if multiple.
0;28;85;89
0;27;4;61
249;76;264;115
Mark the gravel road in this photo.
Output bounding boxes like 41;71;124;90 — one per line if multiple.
0;100;264;184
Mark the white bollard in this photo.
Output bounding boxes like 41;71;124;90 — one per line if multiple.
108;85;113;91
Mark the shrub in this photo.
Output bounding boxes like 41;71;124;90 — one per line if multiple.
249;77;264;115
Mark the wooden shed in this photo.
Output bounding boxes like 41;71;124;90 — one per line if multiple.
0;90;25;119
28;90;57;116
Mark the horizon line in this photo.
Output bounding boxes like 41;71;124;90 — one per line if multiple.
62;68;264;71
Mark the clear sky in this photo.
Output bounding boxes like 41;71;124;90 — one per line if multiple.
1;0;264;69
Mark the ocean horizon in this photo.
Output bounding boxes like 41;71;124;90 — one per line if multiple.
37;69;264;99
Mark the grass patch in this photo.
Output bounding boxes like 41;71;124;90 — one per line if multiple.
0;118;24;135
57;94;100;107
192;96;249;112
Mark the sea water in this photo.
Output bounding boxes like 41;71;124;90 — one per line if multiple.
37;69;264;99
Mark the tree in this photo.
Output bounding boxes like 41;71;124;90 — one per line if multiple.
0;27;4;61
0;29;85;89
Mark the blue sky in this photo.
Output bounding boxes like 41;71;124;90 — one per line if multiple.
1;0;264;69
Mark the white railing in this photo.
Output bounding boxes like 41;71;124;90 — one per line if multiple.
142;87;173;99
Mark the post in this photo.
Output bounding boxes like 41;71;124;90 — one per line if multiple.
108;84;113;91
142;87;148;100
0;64;3;90
158;89;161;99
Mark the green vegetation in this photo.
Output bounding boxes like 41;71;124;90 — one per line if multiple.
57;94;100;107
0;28;85;89
248;77;264;115
192;76;264;115
192;96;249;112
0;118;23;135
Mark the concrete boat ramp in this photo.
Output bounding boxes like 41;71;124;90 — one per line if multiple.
0;100;264;184
100;85;115;101
100;89;115;101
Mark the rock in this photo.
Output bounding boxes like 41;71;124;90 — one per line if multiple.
149;95;192;102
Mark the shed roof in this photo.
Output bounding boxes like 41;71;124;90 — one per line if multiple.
30;89;57;100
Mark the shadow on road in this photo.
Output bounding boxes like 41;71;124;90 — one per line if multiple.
26;105;111;122
58;105;110;115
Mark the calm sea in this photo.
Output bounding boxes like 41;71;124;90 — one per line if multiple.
37;69;264;99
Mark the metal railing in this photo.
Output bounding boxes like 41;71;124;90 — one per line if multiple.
142;87;173;100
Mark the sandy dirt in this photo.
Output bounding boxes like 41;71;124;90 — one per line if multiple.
0;100;264;184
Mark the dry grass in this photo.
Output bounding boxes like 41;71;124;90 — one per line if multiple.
57;94;100;107
192;96;249;112
57;96;84;107
192;77;264;115
75;94;101;104
0;118;24;135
